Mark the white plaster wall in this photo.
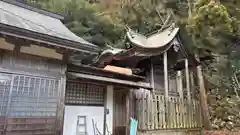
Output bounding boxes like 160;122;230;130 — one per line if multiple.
63;106;104;135
106;85;114;134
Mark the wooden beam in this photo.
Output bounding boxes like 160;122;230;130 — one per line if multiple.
68;72;151;89
185;59;191;103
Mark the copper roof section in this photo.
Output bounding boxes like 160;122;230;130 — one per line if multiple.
126;24;179;49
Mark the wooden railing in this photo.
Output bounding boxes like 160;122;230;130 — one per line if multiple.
135;94;202;130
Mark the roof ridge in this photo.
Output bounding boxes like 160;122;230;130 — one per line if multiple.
1;0;64;20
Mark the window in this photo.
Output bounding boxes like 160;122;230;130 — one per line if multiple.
0;73;60;133
65;81;105;106
9;75;59;116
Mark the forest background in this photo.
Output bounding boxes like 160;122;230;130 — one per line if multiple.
25;0;240;130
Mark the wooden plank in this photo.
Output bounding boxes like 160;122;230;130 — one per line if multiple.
154;95;158;129
177;71;183;99
147;94;151;130
173;97;177;128
185;59;191;102
193;100;197;128
181;100;185;128
190;72;195;99
143;94;147;130
163;52;169;128
156;96;161;129
160;95;166;129
197;100;202;128
137;98;142;129
183;100;186;128
168;97;172;128
141;94;144;130
68;72;152;89
175;97;180;128
151;95;154;130
151;95;155;130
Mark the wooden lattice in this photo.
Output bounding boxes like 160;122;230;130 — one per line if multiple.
65;81;105;106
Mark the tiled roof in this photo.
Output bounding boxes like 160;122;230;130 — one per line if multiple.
0;0;99;52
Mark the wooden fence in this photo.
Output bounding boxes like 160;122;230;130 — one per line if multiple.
135;94;202;130
205;131;240;135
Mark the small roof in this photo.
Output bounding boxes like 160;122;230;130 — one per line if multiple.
126;24;179;49
0;0;99;54
67;64;151;89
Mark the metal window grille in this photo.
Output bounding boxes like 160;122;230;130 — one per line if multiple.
0;73;11;132
65;81;105;106
9;75;59;117
76;116;87;135
0;73;60;134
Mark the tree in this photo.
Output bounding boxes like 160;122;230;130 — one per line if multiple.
26;0;125;48
27;0;240;130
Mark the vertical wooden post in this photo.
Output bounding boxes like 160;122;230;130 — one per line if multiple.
163;52;169;127
150;59;155;92
185;59;191;102
177;71;183;99
126;90;130;135
190;72;195;99
185;59;191;127
103;87;108;135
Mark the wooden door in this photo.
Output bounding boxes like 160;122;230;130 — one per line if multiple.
113;88;128;135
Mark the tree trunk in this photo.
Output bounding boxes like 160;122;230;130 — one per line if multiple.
196;64;212;130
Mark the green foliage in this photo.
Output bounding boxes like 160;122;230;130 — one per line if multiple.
204;54;240;130
26;0;240;130
26;0;125;48
187;0;234;53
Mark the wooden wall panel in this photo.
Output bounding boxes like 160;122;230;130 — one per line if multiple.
0;51;65;77
113;88;128;135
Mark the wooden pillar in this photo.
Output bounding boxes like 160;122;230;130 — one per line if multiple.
185;59;191;102
164;52;168;99
185;59;192;128
177;71;183;99
126;90;130;135
163;52;169;127
150;60;155;92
